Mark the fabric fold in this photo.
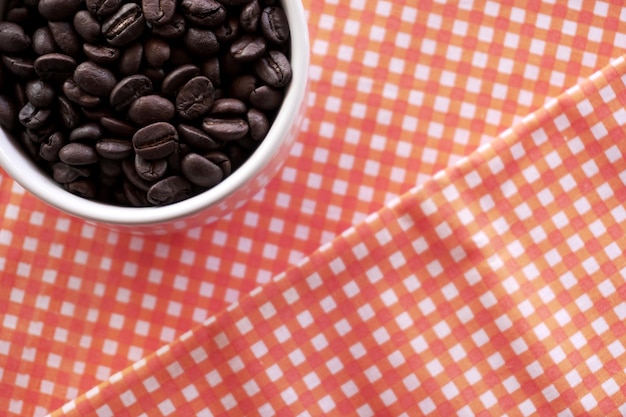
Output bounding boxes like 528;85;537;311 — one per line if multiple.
50;55;626;416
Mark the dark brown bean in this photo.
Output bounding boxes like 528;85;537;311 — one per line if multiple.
63;78;102;109
183;28;219;58
73;10;101;43
175;76;215;120
255;50;291;88
18;103;51;130
202;117;248;141
48;21;81;56
102;3;145;47
147;175;192;205
0;22;31;53
128;95;175;125
250;84;283;111
34;53;77;84
65;178;97;199
1;55;35;79
74;62;118;97
180;0;226;27
209;98;247;115
177;124;220;151
52;162;92;183
109;74;153;112
100;117;136;137
181;152;223;187
119;42;144;76
135;154;167;181
133;122;179;160
25;80;55;108
142;0;176;26
69;123;103;142
32;27;57;56
240;0;261;33
151;13;186;39
38;0;83;21
230;35;266;62
96;138;134;159
144;38;170;68
247;108;270;141
83;44;120;66
87;0;122;18
261;6;290;45
39;131;66;161
59;142;99;165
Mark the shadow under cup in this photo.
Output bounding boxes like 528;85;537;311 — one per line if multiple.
0;0;310;234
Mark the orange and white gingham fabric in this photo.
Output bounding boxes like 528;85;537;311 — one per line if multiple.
3;1;626;416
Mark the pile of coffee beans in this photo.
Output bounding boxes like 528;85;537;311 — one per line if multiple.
0;0;292;206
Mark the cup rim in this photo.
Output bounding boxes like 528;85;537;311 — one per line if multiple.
0;0;310;226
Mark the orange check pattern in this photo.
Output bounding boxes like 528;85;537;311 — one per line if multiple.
3;1;626;416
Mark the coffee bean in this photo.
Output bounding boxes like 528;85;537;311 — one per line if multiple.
81;105;114;121
69;123;103;142
177;124;220;151
65;178;97;198
63;78;102;109
133;122;178;160
74;62;118;97
123;180;150;206
52;162;92;183
162;65;200;96
0;95;17;130
122;157;154;191
83;44;120;66
59;142;99;165
143;68;166;85
102;3;145;47
176;76;215;120
32;27;57;56
142;0;176;26
255;50;291;88
96;138;134;159
40;131;66;161
147;175;192;205
87;0;122;18
25;80;55;108
181;0;226;27
109;74;153;112
18;102;51;130
48;21;82;56
183;28;219;58
34;53;77;84
6;7;29;24
26;125;55;144
247;108;269;141
100;116;136;137
135;154;167;181
1;55;35;79
214;16;239;43
202;117;248;141
201;57;220;87
119;42;144;76
240;0;261;33
229;74;257;102
38;0;82;21
230;35;267;62
57;96;81;129
0;22;31;53
261;6;290;45
144;38;170;68
181;152;223;187
128;95;175;125
151;13;186;39
250;84;283;111
74;10;101;44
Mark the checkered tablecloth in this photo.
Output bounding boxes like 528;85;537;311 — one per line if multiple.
4;1;626;416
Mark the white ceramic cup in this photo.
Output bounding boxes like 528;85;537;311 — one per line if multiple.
0;1;310;234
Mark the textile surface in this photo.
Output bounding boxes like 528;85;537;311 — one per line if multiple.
3;1;626;416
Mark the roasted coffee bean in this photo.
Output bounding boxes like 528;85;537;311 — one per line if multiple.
205;150;231;176
100;116;136;137
144;38;170;68
122;180;148;206
0;22;31;53
109;74;153;112
151;13;186;39
65;178;97;198
240;0;261;33
83;44;120;66
181;152;223;187
63;78;102;109
25;80;55;108
177;124;220;151
147;175;192;205
143;68;166;85
102;3;145;47
176;76;215;120
58;96;81;129
87;0;122;18
0;95;17;130
129;95;175;125
119;42;144;76
69;123;103;142
250;84;283;111
142;0;176;26
74;62;117;97
26;125;55;144
19;102;51;130
96;138;134;159
231;36;266;62
81;105;114;121
214;16;239;43
210;98;247;115
201;57;220;87
1;55;35;79
52;162;92;183
135;154;167;181
202;117;248;141
162;65;200;96
73;10;101;44
183;28;219;58
255;50;291;88
38;0;83;21
133;122;178;160
6;7;29;24
247;108;269;140
59;142;99;165
32;27;57;56
181;0;226;27
48;21;81;56
229;74;257;102
40;131;66;161
34;53;77;83
122;157;154;191
261;6;290;44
